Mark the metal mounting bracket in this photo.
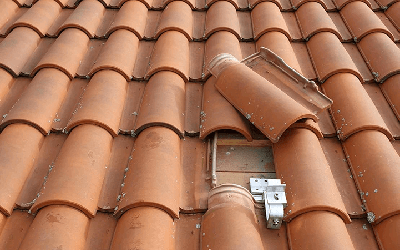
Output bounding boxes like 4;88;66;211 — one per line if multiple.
250;178;287;229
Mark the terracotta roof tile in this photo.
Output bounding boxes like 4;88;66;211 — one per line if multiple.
1;69;70;135
117;126;181;218
323;73;392;140
67;70;127;136
0;0;399;248
30;124;113;218
274;128;351;223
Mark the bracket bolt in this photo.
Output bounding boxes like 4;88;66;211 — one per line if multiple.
274;193;279;200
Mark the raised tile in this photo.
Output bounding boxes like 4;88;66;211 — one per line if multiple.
106;1;148;39
67;70;127;137
185;82;202;135
135;71;185;137
386;2;400;32
30;125;113;218
180;137;209;212
201;185;264;250
307;32;362;82
119;81;145;134
273;128;350;223
204;1;241;39
200;77;252;141
156;1;193;40
84;212;117;250
0;27;40;76
374;214;400;250
147;31;190;82
117;127;181;218
52;78;88;132
56;0;105;38
110;207;175;250
16;134;67;208
320;137;364;217
343;130;400;224
357;32;400;83
381;75;400;122
341;1;393;42
0;124;43;216
32;28;89;79
1;69;70;135
287;211;354;249
89;30;139;81
8;0;61;37
19;205;89;250
251;2;291;40
296;2;347;41
323;73;392;140
364;82;400;138
98;135;134;211
0;210;33;250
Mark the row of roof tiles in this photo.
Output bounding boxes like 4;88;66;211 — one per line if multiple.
1;0;400;42
6;0;399;10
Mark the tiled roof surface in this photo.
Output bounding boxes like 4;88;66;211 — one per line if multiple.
0;0;399;249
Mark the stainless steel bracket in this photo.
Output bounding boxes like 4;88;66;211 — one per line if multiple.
250;178;287;229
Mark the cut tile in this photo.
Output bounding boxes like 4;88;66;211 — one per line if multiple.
0;210;33;250
84;212;117;250
287;211;355;249
237;11;253;40
117;127;181;219
204;1;241;39
374;214;400;250
16;134;67;209
320;138;364;217
180;137;209;212
98;135;135;211
89;29;139;81
185;82;202;135
251;2;291;40
1;69;70;135
192;11;206;40
32;28;90;79
386;2;400;32
19;205;89;250
0;124;43;216
189;42;205;80
216;172;276;189
7;0;61;37
273;128;350;223
201;185;264;250
135;71;185;137
256;32;302;75
200;77;252;141
156;1;193;40
343;130;400;224
381;75;400;122
147;31;190;82
307;32;362;82
119;81;145;134
0;27;40;76
323;73;392;140
346;219;379;250
106;1;147;39
341;1;393;42
357;32;400;83
67;70;127;137
110;207;175;250
56;0;105;38
30;125;113;218
175;213;203;250
317;109;336;136
296;2;347;41
52;78;88;132
257;210;289;250
364;82;400;139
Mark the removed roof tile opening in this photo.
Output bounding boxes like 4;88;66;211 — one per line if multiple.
207;48;332;143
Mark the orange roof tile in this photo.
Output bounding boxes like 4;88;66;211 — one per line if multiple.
0;0;399;249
